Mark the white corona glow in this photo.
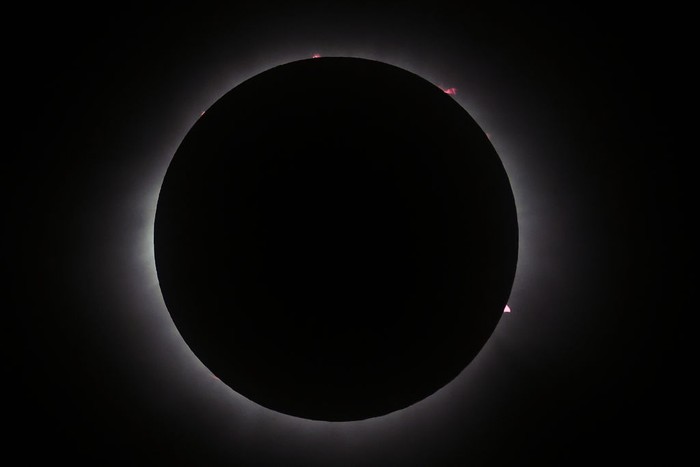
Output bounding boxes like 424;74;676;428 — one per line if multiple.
120;45;542;459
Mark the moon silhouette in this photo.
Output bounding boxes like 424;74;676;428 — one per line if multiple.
154;57;518;421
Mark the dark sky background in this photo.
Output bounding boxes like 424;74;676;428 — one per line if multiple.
8;2;689;465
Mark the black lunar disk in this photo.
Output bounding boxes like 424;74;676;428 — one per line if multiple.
155;57;518;421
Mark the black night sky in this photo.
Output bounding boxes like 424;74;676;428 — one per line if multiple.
8;2;689;465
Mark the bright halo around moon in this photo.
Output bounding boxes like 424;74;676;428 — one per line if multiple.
126;47;537;441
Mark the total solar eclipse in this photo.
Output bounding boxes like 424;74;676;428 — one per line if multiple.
154;57;518;421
